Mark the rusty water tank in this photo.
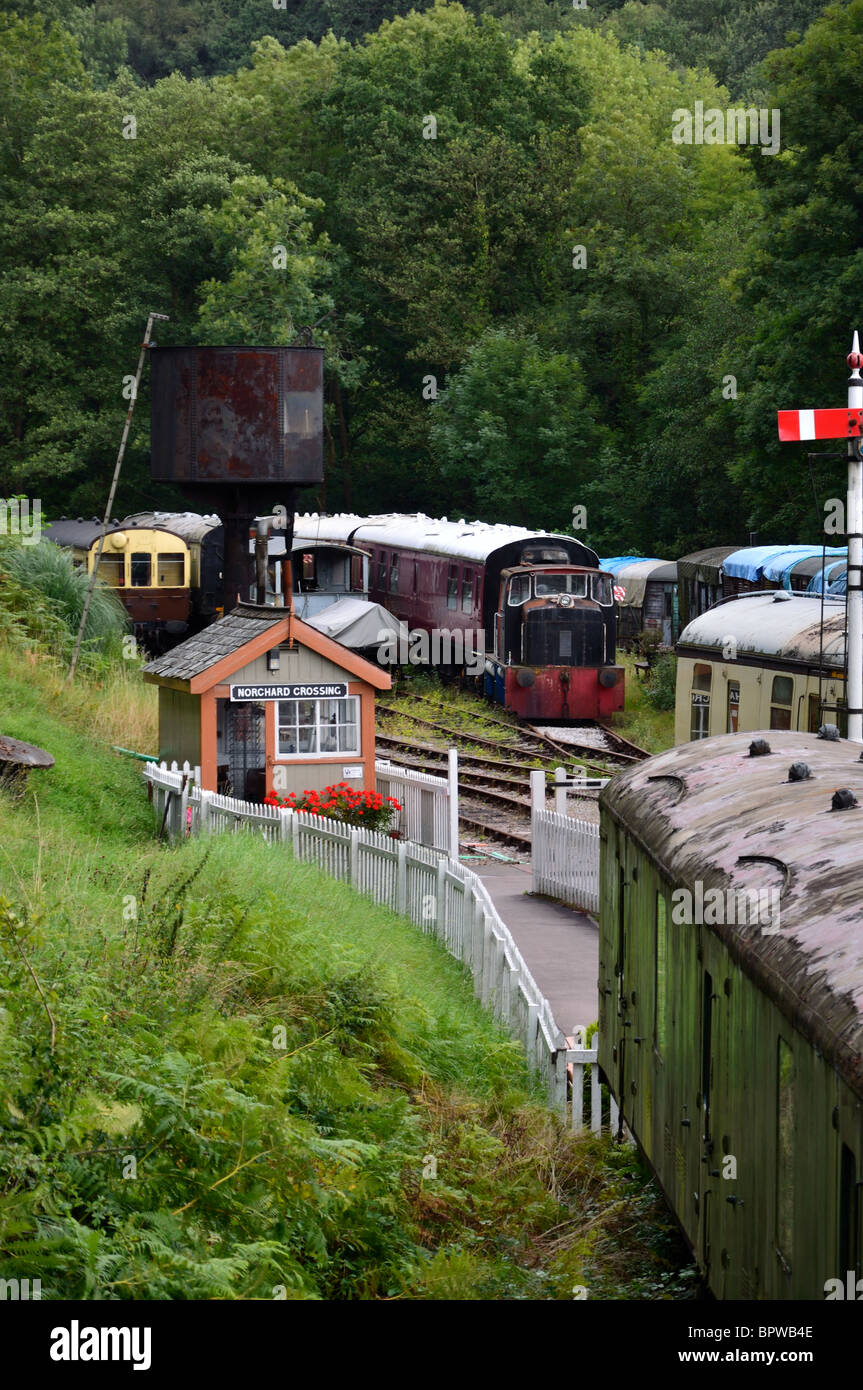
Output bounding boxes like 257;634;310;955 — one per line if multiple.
150;346;324;486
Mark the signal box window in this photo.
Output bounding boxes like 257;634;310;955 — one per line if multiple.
770;675;794;730
277;696;360;757
157;553;184;587
727;681;740;733
508;574;531;606
97;554;124;587
690;663;711;740
461;570;474;613
447;565;459;609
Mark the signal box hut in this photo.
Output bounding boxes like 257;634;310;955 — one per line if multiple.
142;604;390;801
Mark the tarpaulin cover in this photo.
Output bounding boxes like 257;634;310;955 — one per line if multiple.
722;545;812;582
807;558;848;593
305;597;407;649
599;557;670;607
760;546;847;586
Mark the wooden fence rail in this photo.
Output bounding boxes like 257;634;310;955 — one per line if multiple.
143;760;607;1132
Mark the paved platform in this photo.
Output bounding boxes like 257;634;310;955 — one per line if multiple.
474;861;598;1034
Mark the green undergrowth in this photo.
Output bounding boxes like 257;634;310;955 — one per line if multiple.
608;652;676;754
0;650;694;1300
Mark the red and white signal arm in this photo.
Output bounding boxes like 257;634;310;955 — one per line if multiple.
613;584;626;602
777;407;863;441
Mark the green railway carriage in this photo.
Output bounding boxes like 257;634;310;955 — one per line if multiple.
598;731;863;1300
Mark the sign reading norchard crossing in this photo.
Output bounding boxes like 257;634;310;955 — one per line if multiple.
230;683;348;701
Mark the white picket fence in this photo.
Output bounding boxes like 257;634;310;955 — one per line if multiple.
375;753;457;857
529;770;601;914
142;759;609;1132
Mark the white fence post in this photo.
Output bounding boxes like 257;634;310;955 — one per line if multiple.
554;766;567;816
447;746;459;861
530;769;545;895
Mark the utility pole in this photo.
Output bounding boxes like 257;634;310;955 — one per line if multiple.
67;311;169;682
777;331;863;742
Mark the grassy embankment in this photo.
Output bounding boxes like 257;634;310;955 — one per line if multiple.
0;551;693;1300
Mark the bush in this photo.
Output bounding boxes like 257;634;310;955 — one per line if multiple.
644;652;677;711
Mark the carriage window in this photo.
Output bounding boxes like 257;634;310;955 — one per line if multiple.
535;573;587;597
592;574;613;605
277;697;360;758
157;553;184;586
130;553;151;587
727;681;740;733
808;694;821;733
461;570;474;612
447;565;459;609
776;1037;795;1265
521;546;569;564
655;893;667;1058
302;553;315;582
770;675;794;730
350;555;363;591
377;553;387;591
97;553;124;587
413;559;419;594
389;553;399;594
690;663;711;740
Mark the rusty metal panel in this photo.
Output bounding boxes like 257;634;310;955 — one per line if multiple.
150;346;324;486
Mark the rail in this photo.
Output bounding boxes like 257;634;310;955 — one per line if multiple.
143;760;608;1131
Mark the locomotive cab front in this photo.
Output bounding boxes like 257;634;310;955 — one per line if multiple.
489;563;623;720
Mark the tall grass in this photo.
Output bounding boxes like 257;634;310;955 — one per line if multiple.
0;626;694;1301
1;538;128;663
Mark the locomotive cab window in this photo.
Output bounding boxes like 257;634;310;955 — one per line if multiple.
690;663;712;740
508;574;531;606
535;573;587;597
770;675;794;730
447;565;459;609
97;553;124;587
130;553;151;587
277;696;360;757
592;574;613;605
157;553;184;587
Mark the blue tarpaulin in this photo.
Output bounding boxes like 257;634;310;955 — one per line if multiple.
722;545;819;582
760;546;847;587
599;555;662;572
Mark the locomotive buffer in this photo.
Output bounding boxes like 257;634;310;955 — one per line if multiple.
777;332;863;743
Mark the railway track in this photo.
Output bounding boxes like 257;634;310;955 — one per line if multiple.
377;703;617;774
380;690;649;767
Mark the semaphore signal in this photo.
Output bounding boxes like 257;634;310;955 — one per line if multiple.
777;331;863;743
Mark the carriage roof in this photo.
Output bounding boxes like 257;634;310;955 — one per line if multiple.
294;513;599;567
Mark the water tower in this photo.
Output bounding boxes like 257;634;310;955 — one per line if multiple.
150;345;324;609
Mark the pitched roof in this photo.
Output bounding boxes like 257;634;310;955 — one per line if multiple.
142;604;391;692
143;605;285;682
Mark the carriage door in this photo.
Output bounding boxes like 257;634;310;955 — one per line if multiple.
699;971;716;1274
840;1144;861;1286
615;862;627;1121
219;699;266;802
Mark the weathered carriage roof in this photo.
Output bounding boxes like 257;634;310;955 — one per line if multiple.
676;545;739;584
601;731;863;1095
43;518;122;548
294;512;598;568
120;511;222;544
677;592;847;668
143;605;284;681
